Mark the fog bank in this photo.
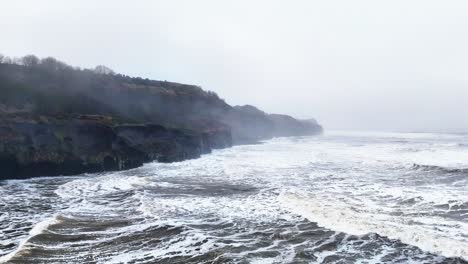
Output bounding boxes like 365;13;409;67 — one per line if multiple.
2;0;468;132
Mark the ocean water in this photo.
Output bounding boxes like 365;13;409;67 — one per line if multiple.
1;131;467;263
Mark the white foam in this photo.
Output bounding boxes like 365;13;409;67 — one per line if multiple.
0;216;60;263
3;130;468;262
279;192;468;260
105;229;218;263
55;174;154;199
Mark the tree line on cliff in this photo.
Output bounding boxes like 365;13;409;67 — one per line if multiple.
0;53;322;143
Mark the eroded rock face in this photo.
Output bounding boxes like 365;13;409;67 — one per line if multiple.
0;116;232;179
201;129;233;151
224;105;323;144
0;61;322;180
0;117;141;179
268;114;323;137
115;124;202;163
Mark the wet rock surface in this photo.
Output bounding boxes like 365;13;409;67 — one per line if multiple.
0;115;232;179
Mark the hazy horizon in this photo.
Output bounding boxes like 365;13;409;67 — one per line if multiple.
2;0;468;132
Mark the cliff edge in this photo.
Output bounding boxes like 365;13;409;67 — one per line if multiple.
0;55;322;179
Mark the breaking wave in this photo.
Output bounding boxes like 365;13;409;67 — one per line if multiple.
279;192;468;260
1;130;468;263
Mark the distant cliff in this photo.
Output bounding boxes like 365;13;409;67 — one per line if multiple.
0;55;322;179
227;105;322;143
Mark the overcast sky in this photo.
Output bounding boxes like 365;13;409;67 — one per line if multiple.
2;0;468;131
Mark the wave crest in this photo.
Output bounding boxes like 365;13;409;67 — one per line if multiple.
278;192;468;261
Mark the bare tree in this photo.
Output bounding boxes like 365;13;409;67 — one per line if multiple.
39;57;71;71
40;56;58;68
2;56;12;64
12;57;23;65
94;65;115;75
0;54;4;63
22;54;39;67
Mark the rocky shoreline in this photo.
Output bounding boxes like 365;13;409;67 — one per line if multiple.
0;56;322;180
0;115;232;179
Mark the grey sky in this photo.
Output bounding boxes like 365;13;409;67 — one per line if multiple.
2;0;468;131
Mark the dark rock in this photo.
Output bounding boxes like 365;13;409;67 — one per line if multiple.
0;116;146;179
114;124;204;163
0;58;323;180
0;116;233;180
201;129;233;150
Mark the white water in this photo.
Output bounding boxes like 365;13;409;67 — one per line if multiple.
1;130;467;263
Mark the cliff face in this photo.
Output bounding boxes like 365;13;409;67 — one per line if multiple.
0;116;141;179
224;105;275;143
0;58;321;179
223;105;323;143
0;115;232;179
0;63;322;144
269;114;323;137
114;124;231;162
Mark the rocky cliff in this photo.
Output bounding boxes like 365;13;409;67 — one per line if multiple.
0;115;232;179
225;105;323;143
0;55;321;179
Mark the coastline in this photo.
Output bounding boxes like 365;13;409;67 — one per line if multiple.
0;114;322;180
0;115;233;180
0;60;323;180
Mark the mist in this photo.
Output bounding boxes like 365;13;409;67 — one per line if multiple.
2;0;468;132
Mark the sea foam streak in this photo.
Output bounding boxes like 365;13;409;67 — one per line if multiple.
279;192;468;260
0;216;60;263
1;131;468;262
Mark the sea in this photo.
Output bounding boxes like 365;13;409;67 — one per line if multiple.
1;131;467;263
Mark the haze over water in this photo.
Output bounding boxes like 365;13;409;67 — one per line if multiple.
1;131;467;263
2;0;468;132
